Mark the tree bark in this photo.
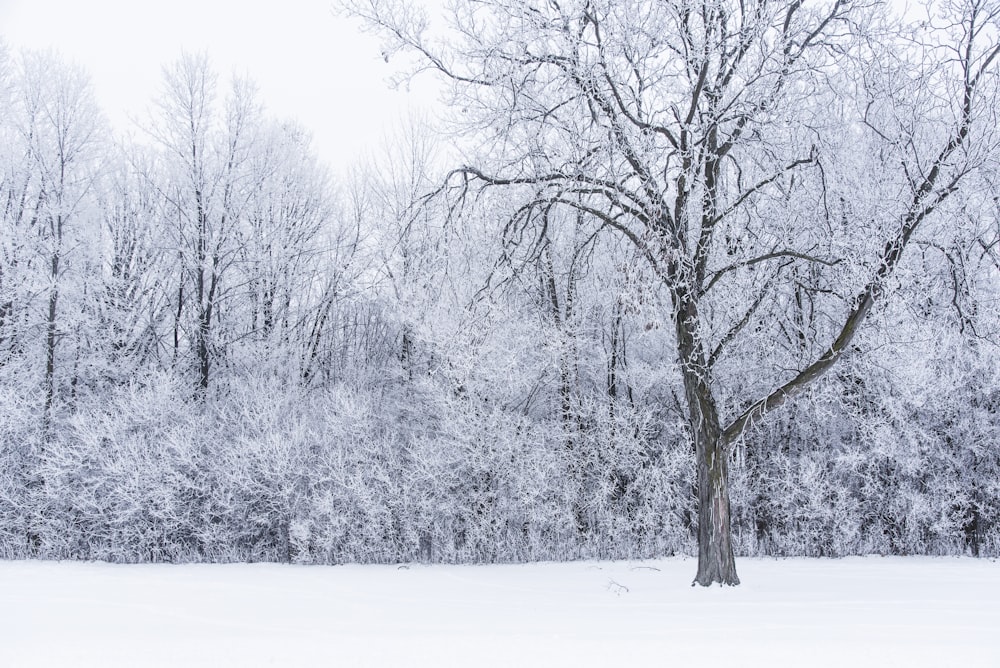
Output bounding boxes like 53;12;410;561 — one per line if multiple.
676;292;739;586
44;261;58;426
44;224;61;431
693;427;739;586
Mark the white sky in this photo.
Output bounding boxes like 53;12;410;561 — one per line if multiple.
0;0;439;172
0;0;925;174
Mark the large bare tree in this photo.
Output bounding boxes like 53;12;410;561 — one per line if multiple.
345;0;1000;584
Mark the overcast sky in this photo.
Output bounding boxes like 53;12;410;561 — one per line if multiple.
0;0;438;171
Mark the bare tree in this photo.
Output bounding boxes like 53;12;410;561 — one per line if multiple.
6;51;102;426
151;53;262;393
353;115;451;380
345;0;1000;584
235;119;343;383
96;144;172;379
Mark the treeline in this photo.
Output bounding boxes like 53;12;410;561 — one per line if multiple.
1;11;998;565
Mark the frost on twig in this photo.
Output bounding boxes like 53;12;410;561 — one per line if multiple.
607;580;629;596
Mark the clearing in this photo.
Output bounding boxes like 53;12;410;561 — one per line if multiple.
1;556;997;666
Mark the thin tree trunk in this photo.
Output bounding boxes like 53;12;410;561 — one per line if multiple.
44;247;60;431
197;316;210;391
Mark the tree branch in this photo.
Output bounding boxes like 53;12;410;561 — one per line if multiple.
703;249;841;296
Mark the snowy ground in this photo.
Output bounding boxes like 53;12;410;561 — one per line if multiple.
1;556;997;667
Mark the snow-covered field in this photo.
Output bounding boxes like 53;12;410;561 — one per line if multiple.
1;556;997;667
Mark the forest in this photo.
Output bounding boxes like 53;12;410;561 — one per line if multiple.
1;0;998;585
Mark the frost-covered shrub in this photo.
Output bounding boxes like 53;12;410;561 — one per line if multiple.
568;400;695;559
728;331;1000;559
28;373;205;561
2;319;996;563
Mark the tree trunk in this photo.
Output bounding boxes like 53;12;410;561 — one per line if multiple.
197;318;210;392
684;374;739;586
676;295;739;586
693;427;739;586
44;251;60;430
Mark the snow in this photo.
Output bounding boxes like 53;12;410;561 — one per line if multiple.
1;556;997;667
